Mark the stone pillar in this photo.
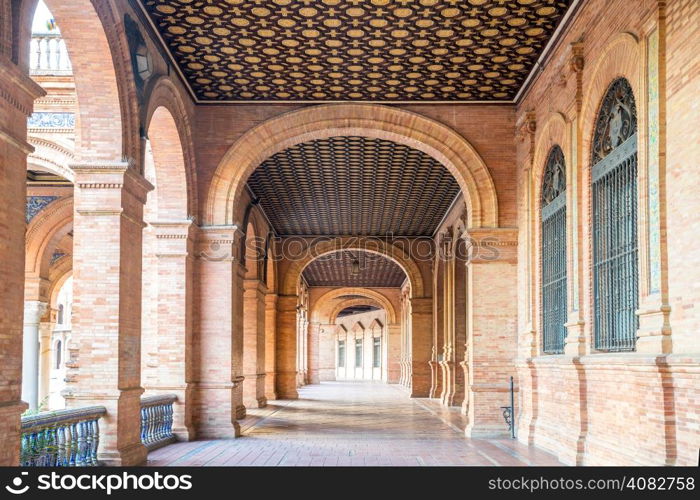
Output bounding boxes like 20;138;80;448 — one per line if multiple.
64;163;152;465
429;255;445;398
308;322;321;384
38;318;54;406
275;295;299;399
192;226;245;438
22;301;48;410
464;228;518;438
386;324;401;383
442;236;467;407
243;279;267;408
264;293;278;400
410;297;432;397
146;221;195;441
0;59;45;466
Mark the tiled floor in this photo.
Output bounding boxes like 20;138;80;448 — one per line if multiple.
147;381;563;466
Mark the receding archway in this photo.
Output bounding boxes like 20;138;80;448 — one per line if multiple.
205;104;499;229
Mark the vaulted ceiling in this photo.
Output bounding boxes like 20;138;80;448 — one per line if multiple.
139;0;575;102
302;251;407;288
247;136;460;236
337;304;381;317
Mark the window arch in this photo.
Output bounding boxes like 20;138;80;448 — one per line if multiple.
591;77;639;352
541;145;567;354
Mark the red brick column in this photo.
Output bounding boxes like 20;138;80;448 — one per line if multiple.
275;295;299;399
192;226;245;438
410;297;432;397
243;279;267;408
0;58;45;466
386;324;402;383
464;228;518;438
65;163;152;465
146;221;195;441
264;293;278;400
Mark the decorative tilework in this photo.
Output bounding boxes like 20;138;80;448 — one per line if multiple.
647;28;661;295
25;196;59;223
27;112;75;129
570;118;578;311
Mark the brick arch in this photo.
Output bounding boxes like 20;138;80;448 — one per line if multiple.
530;111;569;339
282;239;424;298
579;33;641;334
532;112;569;213
18;0;139;162
312;287;397;324
329;298;383;324
27;136;75;182
581;32;641;167
145;77;197;218
48;264;72;310
25;196;73;286
205;104;499;229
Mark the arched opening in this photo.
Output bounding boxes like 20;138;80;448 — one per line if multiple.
540;145;568;354
590;78;639;352
140;102;193;440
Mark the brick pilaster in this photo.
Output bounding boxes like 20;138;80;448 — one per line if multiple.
192;226;245;438
243;278;267;408
65;163;152;465
144;220;195;441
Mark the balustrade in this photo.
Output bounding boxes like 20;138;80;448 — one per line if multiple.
140;394;177;450
30;33;72;75
20;406;106;466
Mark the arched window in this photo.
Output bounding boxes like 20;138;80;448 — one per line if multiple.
541;145;567;354
591;78;638;352
55;340;62;369
57;304;64;324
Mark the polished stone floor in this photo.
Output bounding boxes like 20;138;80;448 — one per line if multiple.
147;381;563;466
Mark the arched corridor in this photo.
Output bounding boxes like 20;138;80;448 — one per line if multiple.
0;0;698;469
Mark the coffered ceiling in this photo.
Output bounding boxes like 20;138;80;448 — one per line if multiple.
139;0;575;102
247;136;460;236
302;251;407;288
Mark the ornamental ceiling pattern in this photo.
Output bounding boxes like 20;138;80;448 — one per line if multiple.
247;136;460;236
302;251;407;287
140;0;574;102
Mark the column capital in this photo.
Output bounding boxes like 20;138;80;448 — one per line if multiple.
461;227;518;264
24;300;49;325
72;163;154;216
194;224;243;262
243;278;268;294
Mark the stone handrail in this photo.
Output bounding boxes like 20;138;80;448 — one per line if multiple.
20;406;106;466
140;394;177;450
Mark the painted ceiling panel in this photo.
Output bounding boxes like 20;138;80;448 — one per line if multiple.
140;0;574;102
